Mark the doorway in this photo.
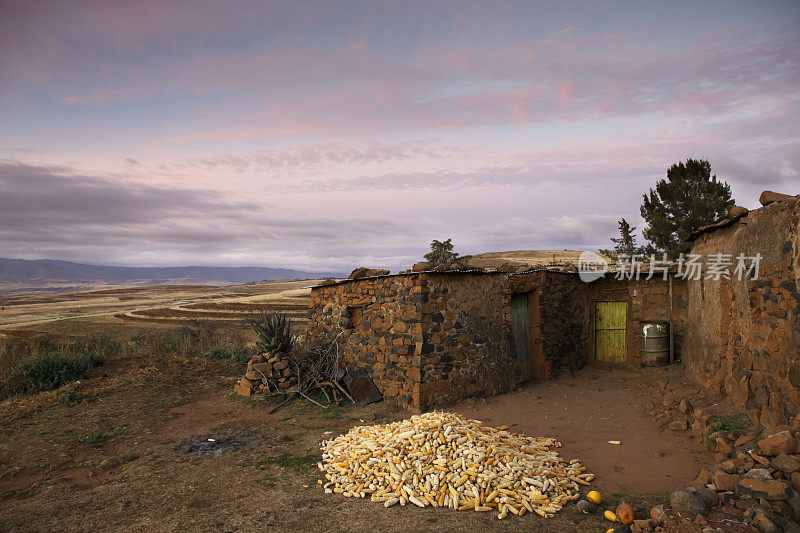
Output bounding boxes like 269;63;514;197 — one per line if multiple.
595;301;627;364
510;291;545;380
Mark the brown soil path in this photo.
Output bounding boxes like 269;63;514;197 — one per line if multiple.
453;366;709;495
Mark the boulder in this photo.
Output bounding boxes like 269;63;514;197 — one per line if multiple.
348;267;390;279
771;453;800;474
759;190;793;206
679;399;693;414
759;432;797;456
712;470;741;491
751;452;771;466
233;383;252;397
669;420;687;431
737;478;792;501
686;484;717;508
650;504;664;522
751;509;780;533
252;362;273;373
411;261;429;272
729;205;750;218
716;437;733;457
693;469;712;484
493;262;517;273
745;468;774;480
576;499;593;514
716;459;737;473
669;489;706;516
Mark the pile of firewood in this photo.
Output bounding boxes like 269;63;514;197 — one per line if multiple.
232;317;359;412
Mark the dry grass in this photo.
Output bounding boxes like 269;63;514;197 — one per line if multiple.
0;279;318;332
467;249;588;268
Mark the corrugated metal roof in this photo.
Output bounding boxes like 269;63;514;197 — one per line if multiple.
309;268;523;289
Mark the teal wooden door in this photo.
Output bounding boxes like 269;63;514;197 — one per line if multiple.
511;293;533;380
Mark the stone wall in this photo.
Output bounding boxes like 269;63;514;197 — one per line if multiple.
307;275;425;407
685;196;800;427
421;273;518;408
307;272;512;410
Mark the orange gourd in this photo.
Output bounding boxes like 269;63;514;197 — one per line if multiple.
616;503;635;525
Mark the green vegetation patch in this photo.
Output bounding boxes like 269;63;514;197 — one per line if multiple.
703;412;762;448
1;334;120;397
9;351;105;394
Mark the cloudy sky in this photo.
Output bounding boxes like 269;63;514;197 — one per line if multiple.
1;1;798;271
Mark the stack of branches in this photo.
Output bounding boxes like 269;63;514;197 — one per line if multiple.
266;332;355;414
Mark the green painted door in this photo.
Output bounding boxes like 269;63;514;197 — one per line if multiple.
511;293;533;380
595;301;627;364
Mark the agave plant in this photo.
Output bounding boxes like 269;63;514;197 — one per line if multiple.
251;311;294;355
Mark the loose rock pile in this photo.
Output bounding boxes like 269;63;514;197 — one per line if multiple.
318;412;592;519
644;376;800;532
663;430;800;532
233;353;297;397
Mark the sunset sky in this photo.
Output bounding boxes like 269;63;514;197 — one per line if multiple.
1;1;798;271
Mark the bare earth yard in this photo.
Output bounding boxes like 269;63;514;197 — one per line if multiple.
1;360;709;531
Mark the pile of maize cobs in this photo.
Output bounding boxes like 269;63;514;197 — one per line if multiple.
318;411;593;519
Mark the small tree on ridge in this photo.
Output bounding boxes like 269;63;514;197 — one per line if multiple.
424;238;460;265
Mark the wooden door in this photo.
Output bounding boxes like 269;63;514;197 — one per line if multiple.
595;301;627;364
511;293;533;380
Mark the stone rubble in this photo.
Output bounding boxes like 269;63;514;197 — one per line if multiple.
233;352;297;397
639;374;800;532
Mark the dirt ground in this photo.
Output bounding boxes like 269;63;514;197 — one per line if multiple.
0;354;714;532
455;366;709;495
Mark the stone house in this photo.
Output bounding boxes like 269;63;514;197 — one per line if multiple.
307;271;514;409
307;268;687;409
683;193;800;427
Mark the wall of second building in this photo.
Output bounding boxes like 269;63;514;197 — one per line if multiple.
586;275;687;366
419;273;516;409
685;197;800;427
307;276;425;407
504;271;687;372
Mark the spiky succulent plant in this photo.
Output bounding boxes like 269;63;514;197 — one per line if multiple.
251;312;294;355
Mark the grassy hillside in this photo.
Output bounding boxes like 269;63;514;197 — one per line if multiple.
467;249;587;268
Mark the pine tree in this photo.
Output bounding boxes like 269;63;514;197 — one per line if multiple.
640;159;734;258
600;218;646;260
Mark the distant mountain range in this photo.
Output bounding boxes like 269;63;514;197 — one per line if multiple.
0;258;344;286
